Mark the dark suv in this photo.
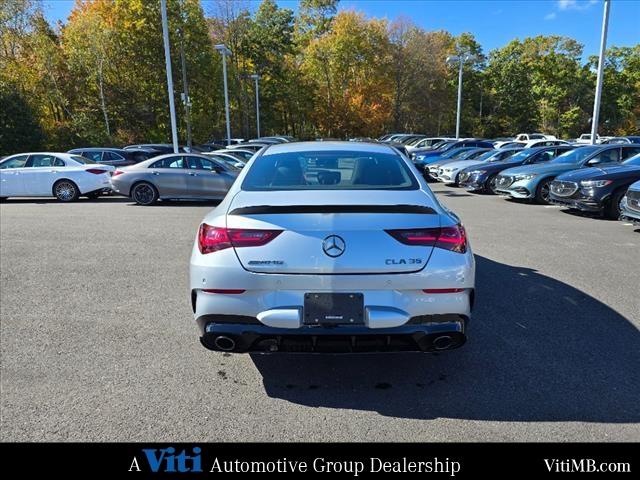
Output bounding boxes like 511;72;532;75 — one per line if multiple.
549;150;640;218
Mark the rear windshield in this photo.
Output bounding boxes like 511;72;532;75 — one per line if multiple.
241;150;419;191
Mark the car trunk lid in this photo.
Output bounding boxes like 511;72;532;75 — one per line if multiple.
226;190;441;274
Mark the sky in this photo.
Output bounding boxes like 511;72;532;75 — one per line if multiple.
41;0;640;58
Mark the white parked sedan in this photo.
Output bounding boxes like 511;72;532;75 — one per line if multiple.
0;153;114;201
190;141;475;354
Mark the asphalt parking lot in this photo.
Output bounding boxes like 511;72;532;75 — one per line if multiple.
1;184;639;441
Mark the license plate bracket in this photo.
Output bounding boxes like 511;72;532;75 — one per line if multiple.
303;293;364;325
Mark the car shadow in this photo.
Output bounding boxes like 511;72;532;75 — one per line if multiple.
250;255;640;423
558;208;613;221
126;199;222;207
0;197;130;204
438;190;472;197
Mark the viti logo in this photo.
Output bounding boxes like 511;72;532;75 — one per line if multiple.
129;447;203;473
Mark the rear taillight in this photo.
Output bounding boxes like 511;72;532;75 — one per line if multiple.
198;224;282;254
112;170;125;177
86;168;108;175
386;224;467;253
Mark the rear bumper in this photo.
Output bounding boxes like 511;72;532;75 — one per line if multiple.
198;314;468;353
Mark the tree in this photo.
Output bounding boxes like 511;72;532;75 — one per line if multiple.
0;81;45;153
302;11;393;137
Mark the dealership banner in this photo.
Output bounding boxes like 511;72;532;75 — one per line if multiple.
0;443;634;476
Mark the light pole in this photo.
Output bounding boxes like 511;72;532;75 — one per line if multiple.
178;27;192;150
161;0;179;153
215;44;232;145
250;74;261;138
590;0;611;145
446;53;477;139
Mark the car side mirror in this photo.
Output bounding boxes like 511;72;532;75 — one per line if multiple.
586;158;601;166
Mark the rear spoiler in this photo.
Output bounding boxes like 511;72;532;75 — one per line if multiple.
228;205;436;215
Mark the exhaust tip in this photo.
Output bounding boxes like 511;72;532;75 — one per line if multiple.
433;335;454;350
214;336;236;351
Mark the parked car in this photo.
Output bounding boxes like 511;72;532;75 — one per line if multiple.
124;143;181;154
382;133;423;144
575;133;601;144
458;145;576;194
208;138;245;146
549;153;640;218
405;137;453;154
203;151;246;169
519;139;570;148
435;147;523;185
493;141;522;149
110;153;238;205
228;143;268;153
600;136;640;145
494;144;640;204
514;133;556;142
428;148;494;181
254;136;296;143
67;147;151;166
420;147;484;176
619;180;640;225
414;140;494;169
0;152;114;201
197;143;228;152
190;141;474;353
491;137;515;148
221;149;255;162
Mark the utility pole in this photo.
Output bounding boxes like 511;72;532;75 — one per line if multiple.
590;0;611;145
178;26;192;150
447;53;478;139
160;0;178;153
215;44;232;145
250;74;261;138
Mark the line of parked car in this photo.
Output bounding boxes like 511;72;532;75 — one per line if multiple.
1;133;639;226
389;133;640;226
0;136;298;204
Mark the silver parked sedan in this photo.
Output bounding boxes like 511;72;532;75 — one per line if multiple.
190;141;475;354
110;153;238;205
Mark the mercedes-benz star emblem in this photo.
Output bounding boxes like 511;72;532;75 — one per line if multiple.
322;235;346;258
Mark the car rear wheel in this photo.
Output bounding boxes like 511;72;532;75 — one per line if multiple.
485;174;499;194
535;178;553;204
53;180;79;202
131;182;158;206
606;189;626;219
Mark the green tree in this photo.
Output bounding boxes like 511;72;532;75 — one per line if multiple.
0;81;45;153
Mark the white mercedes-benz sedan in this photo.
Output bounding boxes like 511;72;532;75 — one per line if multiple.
0;152;114;201
190;142;475;353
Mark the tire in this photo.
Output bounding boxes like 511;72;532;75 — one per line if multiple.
131;181;158;206
605;189;626;219
485;174;499;194
535;178;553;205
53;180;79;202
